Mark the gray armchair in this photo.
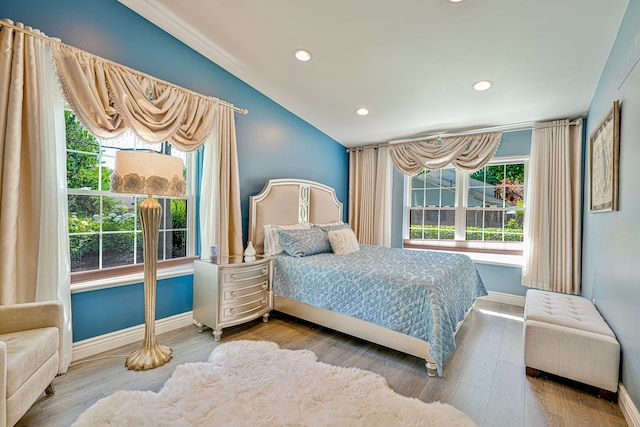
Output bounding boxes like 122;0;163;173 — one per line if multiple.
0;301;63;427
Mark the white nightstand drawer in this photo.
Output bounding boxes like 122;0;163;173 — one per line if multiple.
220;295;270;323
221;279;269;303
221;264;269;284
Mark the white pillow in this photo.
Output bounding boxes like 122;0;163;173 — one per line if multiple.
328;227;360;255
263;222;312;256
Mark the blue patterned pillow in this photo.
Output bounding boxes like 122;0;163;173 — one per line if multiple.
313;222;350;233
278;228;332;257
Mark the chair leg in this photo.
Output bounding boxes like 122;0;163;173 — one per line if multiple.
45;382;55;396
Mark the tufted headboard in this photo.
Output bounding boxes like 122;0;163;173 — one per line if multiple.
248;179;344;254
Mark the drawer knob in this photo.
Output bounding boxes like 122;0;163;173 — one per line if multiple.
261;283;268;290
230;274;237;280
230;291;237;298
261;267;268;275
261;298;267;305
229;308;236;315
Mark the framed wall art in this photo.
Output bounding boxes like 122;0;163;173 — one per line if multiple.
589;100;620;213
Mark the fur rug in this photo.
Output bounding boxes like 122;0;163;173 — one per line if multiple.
73;340;477;426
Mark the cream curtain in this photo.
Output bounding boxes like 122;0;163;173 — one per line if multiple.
0;19;72;371
522;119;583;294
199;106;243;257
349;146;392;246
389;131;502;175
51;43;216;151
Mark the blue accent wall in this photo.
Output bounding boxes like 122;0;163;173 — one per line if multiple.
71;275;193;341
1;0;347;341
582;1;640;411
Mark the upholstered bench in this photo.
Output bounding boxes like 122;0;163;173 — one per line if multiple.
523;289;620;400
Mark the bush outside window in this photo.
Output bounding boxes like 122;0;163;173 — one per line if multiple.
65;111;192;274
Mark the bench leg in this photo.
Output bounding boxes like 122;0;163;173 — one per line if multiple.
525;366;540;378
45;382;55;396
598;388;617;403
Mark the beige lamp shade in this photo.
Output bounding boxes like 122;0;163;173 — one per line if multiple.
111;150;185;197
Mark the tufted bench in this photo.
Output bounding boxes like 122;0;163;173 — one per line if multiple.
523;289;620;400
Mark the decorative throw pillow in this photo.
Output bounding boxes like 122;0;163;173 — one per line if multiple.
328;227;360;255
278;228;332;257
263;222;312;256
313;222;349;233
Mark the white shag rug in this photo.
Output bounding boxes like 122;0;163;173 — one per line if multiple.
73;340;477;426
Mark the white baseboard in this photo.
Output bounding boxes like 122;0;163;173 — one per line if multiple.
71;311;195;362
620;383;640;427
482;291;526;307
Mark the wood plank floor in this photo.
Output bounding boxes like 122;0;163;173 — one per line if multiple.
17;299;627;426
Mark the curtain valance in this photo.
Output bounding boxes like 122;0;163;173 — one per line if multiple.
51;43;219;151
389;131;502;176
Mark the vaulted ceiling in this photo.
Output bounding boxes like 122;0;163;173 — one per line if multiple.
120;0;628;147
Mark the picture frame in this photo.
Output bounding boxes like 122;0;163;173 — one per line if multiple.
589;100;620;213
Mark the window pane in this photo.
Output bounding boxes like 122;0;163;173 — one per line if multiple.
67;152;100;190
170;230;187;258
425;189;440;207
168;199;187;229
69;234;99;272
409;209;425;239
103;233;135;268
439;210;455;240
423;209;440;240
465;210;483;241
484;210;504;241
411;174;426;190
103;196;136;232
485;165;503;186
68;194;101;227
411;189;425;207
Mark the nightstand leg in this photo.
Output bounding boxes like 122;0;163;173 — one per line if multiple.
195;321;204;333
213;329;222;341
263;312;270;323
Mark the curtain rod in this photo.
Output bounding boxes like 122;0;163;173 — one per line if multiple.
347;118;583;152
0;19;248;115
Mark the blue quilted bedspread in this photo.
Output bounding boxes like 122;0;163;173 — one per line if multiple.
272;245;487;374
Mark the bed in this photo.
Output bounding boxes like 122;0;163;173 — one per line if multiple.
248;178;487;376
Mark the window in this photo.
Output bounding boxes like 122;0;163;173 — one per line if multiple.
407;160;526;251
65;111;194;275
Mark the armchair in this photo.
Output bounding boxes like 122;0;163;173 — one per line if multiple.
0;301;63;427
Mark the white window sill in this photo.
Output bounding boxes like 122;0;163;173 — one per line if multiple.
71;263;195;294
464;251;523;267
402;240;524;267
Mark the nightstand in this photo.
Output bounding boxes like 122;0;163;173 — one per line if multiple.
193;256;273;341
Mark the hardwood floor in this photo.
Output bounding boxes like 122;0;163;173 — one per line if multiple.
17;299;627;426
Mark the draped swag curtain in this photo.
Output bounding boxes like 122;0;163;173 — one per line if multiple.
51;43;217;150
0;19;73;372
389;131;503;176
522;119;583;294
349;147;392;246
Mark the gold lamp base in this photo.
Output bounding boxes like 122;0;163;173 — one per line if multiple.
124;195;173;371
125;340;173;371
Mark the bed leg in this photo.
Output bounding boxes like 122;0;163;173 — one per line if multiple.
426;361;438;377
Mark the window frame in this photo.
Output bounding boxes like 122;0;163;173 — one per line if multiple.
66;118;198;286
403;155;528;256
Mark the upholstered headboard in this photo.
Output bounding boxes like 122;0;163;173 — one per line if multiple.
248;179;344;254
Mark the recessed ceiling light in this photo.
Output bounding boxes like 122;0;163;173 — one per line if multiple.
356;108;369;116
294;49;312;62
448;0;464;3
472;80;493;91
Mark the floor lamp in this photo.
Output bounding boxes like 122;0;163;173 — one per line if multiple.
111;150;186;370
